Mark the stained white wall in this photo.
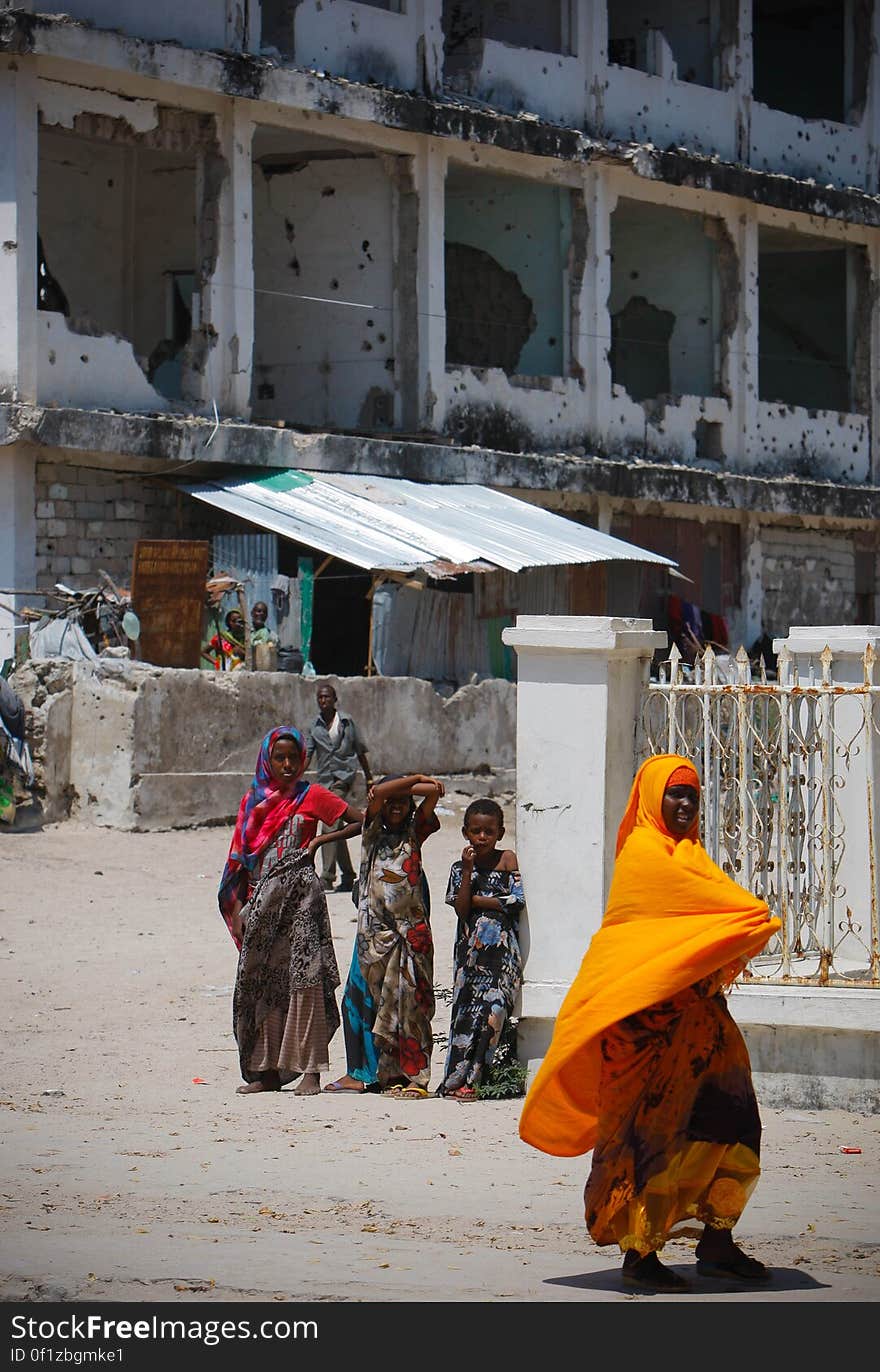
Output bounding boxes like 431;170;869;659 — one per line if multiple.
7;0;233;51
287;0;443;92
251;148;396;429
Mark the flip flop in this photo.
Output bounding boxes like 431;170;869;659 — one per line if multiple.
322;1080;369;1094
389;1085;432;1099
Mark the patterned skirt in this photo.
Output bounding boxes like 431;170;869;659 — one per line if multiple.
584;980;762;1255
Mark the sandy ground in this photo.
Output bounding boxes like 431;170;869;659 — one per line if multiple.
0;792;878;1306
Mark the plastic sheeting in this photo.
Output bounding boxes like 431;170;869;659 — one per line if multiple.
28;618;99;663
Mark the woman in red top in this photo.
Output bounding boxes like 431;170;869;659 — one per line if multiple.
219;726;362;1096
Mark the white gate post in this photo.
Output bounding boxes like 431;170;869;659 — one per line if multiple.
502;615;667;1074
774;625;880;956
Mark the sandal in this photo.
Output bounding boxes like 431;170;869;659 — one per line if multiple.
388;1085;432;1099
450;1086;478;1101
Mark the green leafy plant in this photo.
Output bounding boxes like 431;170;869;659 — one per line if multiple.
475;1018;528;1100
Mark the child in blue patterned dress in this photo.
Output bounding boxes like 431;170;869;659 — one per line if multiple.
437;798;524;1101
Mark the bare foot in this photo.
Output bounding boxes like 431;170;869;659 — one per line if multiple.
293;1073;321;1096
236;1071;281;1095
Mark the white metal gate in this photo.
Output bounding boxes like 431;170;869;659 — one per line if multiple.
640;643;880;987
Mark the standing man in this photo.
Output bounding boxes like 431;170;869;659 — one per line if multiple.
306;683;372;892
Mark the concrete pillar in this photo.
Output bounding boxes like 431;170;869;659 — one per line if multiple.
581;166;615;441
0;59;38;404
0;443;37;668
741;514;763;647
731;206;759;469
412;138;447;433
773;625;880;956
417;0;444;95
733;0;753;163
580;0;607;135
868;235;880;484
198;99;254;419
501;615;667;1072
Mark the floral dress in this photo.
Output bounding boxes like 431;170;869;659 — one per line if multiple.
340;806;440;1088
233;785;345;1083
438;860;524;1094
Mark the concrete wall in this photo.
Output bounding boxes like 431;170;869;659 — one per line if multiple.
761;527;859;633
251;140;397;429
11;659;516;829
32;458;211;596
285;0;443;93
5;0;236;52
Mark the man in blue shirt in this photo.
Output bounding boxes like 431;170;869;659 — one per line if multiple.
306;683;372;892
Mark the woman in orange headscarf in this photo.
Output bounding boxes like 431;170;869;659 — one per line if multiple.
519;753;781;1291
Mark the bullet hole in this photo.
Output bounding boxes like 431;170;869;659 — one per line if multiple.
80;354;89;363
630;270;639;279
367;319;374;327
547;337;556;347
505;223;514;231
384;357;395;371
289;257;300;275
362;240;373;260
378;333;386;343
284;218;295;242
321;185;336;197
257;382;275;399
362;341;373;351
330;279;339;290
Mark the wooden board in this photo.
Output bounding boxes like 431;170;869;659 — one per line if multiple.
131;540;210;668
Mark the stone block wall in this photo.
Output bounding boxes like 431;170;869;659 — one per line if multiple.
33;459;211;595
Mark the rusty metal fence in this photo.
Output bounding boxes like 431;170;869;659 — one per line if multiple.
639;642;880;987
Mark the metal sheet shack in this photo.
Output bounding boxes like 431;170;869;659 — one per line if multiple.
182;468;678;687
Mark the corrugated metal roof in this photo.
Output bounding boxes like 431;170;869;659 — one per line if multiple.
180;469;677;576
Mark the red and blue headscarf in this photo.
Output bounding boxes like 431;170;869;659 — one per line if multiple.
218;726;309;947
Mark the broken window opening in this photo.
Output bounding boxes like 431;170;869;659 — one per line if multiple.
757;226;867;413
36;234;69;316
609;197;726;402
147;271;195;400
442;1;572;83
607;1;736;90
611;297;675;402
445;242;536;372
753;0;869;124
444;166;570;377
38;118;199;399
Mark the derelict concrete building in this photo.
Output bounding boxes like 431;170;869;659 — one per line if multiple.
1;1;879;673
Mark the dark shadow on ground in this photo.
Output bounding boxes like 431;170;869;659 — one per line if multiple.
545;1265;832;1296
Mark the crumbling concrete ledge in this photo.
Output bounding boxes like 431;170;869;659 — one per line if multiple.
5;403;880;523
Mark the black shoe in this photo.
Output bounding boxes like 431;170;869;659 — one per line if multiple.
622;1250;690;1292
337;878;355;892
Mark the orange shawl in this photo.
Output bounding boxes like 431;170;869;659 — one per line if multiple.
519;754;780;1158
